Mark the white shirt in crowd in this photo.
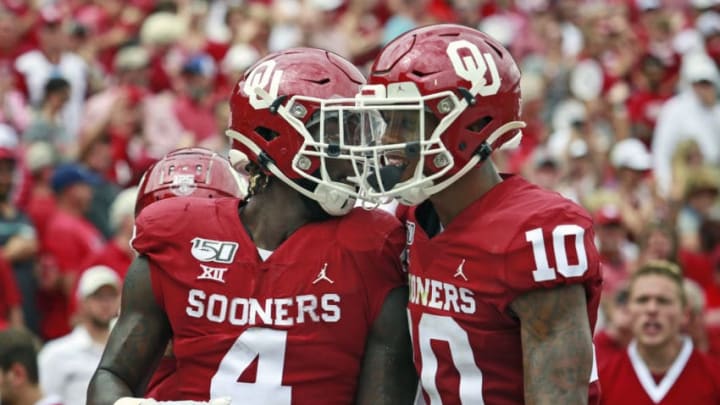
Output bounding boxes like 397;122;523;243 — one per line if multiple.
14;49;88;143
38;326;105;405
652;90;720;198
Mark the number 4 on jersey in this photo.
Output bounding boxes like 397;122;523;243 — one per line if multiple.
525;224;588;282
210;328;291;405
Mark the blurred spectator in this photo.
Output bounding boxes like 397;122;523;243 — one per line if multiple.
143;53;221;158
0;146;39;334
680;218;720;309
682;278;720;360
22;78;70;153
0;328;61;405
304;0;357;58
524;147;562;191
0;11;30;134
0;8;31;72
22;142;58;244
79;133;121;239
606;138;657;239
219;43;259;94
84;187;137;279
622;54;675;145
556;139;600;204
139;11;188;93
38;265;120;405
0;257;23;331
14;11;89;144
676;166;720;253
547;98;605;163
599;261;720;404
596;285;633;370
37;164;104;340
636;221;677;267
652;51;720;198
594;204;638;296
173;54;221;146
79;46;150;187
382;0;433;45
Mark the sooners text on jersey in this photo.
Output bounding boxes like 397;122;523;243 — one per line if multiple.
132;197;405;404
403;175;603;404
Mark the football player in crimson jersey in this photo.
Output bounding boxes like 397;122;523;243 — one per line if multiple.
87;48;416;405
332;24;603;404
599;261;720;404
134;147;246;401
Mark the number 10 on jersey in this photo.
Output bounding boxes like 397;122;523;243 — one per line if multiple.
525;224;588;282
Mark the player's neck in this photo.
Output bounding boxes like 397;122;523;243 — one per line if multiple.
636;336;685;374
429;160;502;226
240;183;312;251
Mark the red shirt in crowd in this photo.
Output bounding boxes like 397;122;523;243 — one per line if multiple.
600;338;720;404
0;256;20;330
84;240;132;280
37;210;104;339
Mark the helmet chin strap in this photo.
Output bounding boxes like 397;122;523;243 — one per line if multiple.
393;120;527;206
226;129;355;216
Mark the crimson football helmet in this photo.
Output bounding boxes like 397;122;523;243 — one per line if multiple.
226;47;383;216
135;147;245;216
342;24;526;205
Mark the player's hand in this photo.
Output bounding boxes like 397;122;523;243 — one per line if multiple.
114;397;232;405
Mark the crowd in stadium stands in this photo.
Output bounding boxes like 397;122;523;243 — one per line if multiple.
0;0;719;404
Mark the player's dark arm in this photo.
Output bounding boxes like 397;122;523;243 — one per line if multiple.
87;256;172;405
510;284;593;405
356;286;417;405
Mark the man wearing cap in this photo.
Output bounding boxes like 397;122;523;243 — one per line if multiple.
652;51;720;198
38;265;120;405
677;166;720;252
0;146;39;333
36;163;105;340
608;138;657;240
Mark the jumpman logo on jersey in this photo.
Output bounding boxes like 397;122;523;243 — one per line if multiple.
312;263;334;285
454;259;468;281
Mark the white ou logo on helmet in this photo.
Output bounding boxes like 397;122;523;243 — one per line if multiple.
447;39;501;97
242;60;284;110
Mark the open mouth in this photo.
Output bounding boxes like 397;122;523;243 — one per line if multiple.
642;321;663;336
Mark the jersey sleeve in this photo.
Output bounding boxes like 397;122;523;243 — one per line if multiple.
496;204;602;313
131;201;179;310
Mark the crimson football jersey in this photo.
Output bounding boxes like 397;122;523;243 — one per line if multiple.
404;175;602;404
599;338;720;404
132;197;406;404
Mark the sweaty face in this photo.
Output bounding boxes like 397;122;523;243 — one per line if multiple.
629;274;687;348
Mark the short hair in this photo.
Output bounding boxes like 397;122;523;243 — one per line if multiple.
629;260;686;306
0;328;40;384
43;77;70;99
